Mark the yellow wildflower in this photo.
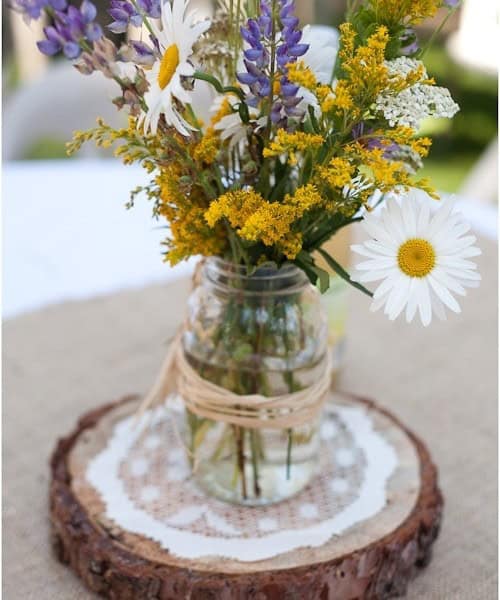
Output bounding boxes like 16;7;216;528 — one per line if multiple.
165;205;227;265
211;97;234;126
193;129;219;164
205;185;323;260
409;137;432;158
157;165;228;265
287;60;318;90
318;158;356;189
363;127;433;159
286;184;324;212
205;188;266;229
263;130;324;165
192;97;235;164
239;203;297;246
414;178;439;199
279;233;303;260
344;143;412;191
317;85;336;113
338;23;356;65
332;26;390;119
368;0;442;26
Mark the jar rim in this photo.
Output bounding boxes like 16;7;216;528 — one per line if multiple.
203;257;312;297
206;257;305;280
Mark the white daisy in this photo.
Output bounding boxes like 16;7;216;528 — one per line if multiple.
140;0;210;136
214;110;249;148
352;192;481;326
211;96;267;148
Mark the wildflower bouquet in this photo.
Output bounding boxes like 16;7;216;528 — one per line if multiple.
13;0;481;504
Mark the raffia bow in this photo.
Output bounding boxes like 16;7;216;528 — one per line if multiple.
137;329;333;430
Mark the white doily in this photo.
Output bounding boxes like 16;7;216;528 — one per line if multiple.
86;399;398;562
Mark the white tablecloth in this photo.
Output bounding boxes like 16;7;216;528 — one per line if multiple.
3;159;498;319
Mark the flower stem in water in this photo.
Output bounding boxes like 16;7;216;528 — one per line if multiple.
250;429;261;497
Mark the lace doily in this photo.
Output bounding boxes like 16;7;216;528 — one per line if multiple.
82;396;401;562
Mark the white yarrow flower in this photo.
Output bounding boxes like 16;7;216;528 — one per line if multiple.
140;0;210;136
376;58;459;130
352;193;481;326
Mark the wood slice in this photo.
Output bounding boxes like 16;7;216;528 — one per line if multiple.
50;394;443;599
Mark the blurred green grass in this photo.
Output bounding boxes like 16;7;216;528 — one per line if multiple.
418;46;497;192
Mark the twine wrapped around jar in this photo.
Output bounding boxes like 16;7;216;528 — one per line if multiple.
137;328;333;430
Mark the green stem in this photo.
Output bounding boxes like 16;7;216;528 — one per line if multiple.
129;0;156;39
419;5;461;59
193;71;245;101
282;296;296;480
286;429;293;479
250;430;261;497
234;427;248;499
265;0;278;140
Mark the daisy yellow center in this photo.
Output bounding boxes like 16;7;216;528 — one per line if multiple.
397;238;436;278
158;44;180;90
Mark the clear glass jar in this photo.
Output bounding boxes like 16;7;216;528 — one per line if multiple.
181;258;328;506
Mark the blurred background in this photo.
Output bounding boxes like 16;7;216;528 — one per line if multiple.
2;0;498;319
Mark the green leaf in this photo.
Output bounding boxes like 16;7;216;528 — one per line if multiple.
307;106;321;134
193;71;245;101
311;265;331;293
294;253;319;287
301;152;314;186
238;102;250;124
317;248;373;298
295;251;330;293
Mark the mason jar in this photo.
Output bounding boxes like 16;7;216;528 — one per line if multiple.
181;258;329;506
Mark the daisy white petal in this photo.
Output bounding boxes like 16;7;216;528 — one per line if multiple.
401;199;417;238
362;218;395;246
357;269;396;283
427;274;461;313
418;279;432;327
356;258;397;271
373;273;401;299
363;240;397;256
458;247;482;258
370;289;391;312
430;293;448;321
416;201;431;236
405;279;419;323
351;244;381;259
385;276;412;321
432;267;467;296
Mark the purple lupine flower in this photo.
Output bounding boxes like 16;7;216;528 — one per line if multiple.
108;0;142;33
237;0;309;128
37;0;102;59
108;0;160;34
10;0;66;23
443;0;460;7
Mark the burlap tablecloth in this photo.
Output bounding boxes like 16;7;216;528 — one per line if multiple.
3;238;498;599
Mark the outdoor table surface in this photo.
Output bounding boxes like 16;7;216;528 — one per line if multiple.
3;159;498;599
